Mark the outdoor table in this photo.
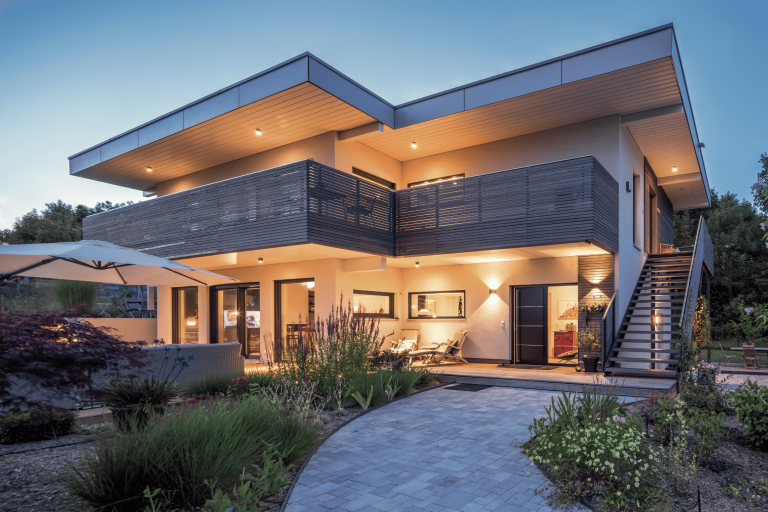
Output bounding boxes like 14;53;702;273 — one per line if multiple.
729;347;768;352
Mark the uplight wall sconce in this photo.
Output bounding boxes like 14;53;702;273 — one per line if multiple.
489;289;497;295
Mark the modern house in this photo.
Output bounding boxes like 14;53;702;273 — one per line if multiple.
72;24;713;378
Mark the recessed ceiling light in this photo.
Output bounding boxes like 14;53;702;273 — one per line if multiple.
411;142;417;149
258;257;263;263
415;262;420;268
255;129;262;136
672;166;678;172
146;166;152;173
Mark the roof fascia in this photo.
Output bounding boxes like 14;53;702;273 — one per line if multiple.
393;24;677;129
69;53;395;175
669;28;711;207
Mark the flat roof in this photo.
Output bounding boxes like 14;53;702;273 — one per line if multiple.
68;23;709;208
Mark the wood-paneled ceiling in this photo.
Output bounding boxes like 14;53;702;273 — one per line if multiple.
75;83;375;190
355;58;682;161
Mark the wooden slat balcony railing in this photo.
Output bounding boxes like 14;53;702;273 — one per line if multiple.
395;156;619;256
83;160;394;259
83;156;619;260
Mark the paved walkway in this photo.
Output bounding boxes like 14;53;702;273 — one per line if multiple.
285;386;598;512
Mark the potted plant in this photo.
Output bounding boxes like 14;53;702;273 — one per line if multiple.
578;328;601;372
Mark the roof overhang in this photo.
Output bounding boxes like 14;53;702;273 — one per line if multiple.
69;24;710;209
68;54;394;190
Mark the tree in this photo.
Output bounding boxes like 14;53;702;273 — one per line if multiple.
0;310;147;411
751;153;768;216
675;189;768;340
0;200;131;245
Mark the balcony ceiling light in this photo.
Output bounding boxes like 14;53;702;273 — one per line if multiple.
146;166;152;173
672;166;678;172
415;262;420;268
255;129;263;136
258;257;263;263
411;142;417;149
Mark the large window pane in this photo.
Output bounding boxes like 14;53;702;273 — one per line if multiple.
408;291;465;319
176;288;198;344
245;286;260;356
278;280;314;351
353;290;393;317
547;285;579;365
217;288;238;344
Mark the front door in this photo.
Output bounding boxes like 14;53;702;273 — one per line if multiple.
514;286;546;364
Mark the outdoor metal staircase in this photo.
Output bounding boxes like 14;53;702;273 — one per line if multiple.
605;251;692;378
603;216;714;381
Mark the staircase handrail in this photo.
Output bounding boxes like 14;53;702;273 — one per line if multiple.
601;290;618;371
678;216;712;382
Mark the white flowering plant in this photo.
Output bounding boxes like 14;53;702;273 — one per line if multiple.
523;392;670;511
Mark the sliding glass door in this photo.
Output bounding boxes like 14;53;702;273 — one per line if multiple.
211;283;260;357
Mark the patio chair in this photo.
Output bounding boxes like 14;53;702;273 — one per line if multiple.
389;329;419;355
405;330;468;368
718;343;736;368
743;345;760;370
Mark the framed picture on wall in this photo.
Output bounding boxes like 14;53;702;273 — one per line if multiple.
558;301;578;320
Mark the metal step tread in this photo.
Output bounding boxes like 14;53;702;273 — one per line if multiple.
619;330;681;334
604;367;677;378
630;299;684;304
609;357;675;364
628;307;683;311
622;321;677;326
611;347;680;353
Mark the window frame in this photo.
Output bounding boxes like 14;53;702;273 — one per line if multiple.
407;290;466;320
352;167;395;190
172;286;199;344
407;174;465;188
352;289;395;318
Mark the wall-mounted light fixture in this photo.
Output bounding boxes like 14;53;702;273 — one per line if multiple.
489;289;497;295
626;181;631;193
258;257;263;264
146;166;153;173
411;142;417;149
415;262;420;268
255;129;262;136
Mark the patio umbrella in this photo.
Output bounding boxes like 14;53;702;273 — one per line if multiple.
0;240;237;288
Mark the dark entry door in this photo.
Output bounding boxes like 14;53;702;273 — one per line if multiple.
515;286;546;364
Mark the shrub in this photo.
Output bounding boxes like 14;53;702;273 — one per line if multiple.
65;397;320;511
390;369;422;396
101;377;178;433
0;310;147;411
182;370;255;399
53;280;99;315
730;380;768;447
0;407;76;444
348;372;386;408
272;297;384;383
524;415;667;510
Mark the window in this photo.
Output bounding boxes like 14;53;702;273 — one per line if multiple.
408;290;465;319
353;290;395;318
633;172;641;246
274;279;315;355
173;287;198;344
407;174;464;188
353;168;395;190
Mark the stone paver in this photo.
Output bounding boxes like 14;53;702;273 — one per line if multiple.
285;387;600;511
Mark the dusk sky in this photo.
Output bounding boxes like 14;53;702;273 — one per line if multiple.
0;0;765;230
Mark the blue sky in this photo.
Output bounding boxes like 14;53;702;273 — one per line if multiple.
0;0;766;229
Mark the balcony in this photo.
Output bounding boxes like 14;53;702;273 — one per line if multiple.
83;160;394;259
395;156;618;256
83;156;618;260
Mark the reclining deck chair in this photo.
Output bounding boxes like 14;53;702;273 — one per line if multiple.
405;330;468;368
389;329;419;355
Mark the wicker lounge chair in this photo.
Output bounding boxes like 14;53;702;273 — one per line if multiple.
406;330;468;367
